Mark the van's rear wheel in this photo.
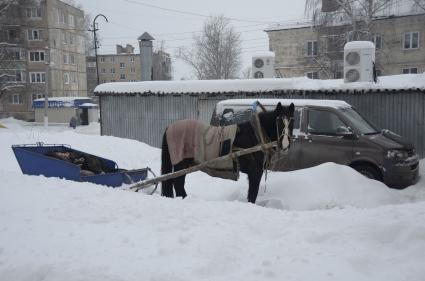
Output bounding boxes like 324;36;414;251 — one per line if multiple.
353;164;382;181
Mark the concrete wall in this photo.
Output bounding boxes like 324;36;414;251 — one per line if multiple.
267;13;425;79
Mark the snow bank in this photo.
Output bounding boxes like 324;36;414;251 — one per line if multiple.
1;118;425;281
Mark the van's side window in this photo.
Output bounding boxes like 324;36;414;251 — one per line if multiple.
307;109;346;135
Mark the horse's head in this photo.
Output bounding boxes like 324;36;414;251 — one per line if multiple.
273;102;295;151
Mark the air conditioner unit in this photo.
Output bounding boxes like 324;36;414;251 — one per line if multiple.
252;52;275;79
344;41;375;83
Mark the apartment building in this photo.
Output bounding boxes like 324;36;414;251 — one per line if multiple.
0;0;87;121
266;13;425;79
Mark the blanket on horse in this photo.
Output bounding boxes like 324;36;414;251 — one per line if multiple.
166;120;239;180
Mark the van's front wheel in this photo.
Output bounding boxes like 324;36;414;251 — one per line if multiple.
352;164;382;181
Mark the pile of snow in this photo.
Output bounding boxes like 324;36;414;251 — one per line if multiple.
94;74;425;95
1;118;425;281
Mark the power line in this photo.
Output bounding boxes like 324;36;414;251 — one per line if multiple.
122;0;278;24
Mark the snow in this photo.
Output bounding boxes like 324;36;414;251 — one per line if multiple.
79;103;98;107
252;51;275;58
33;97;91;103
94;74;425;95
1;117;425;281
345;41;375;50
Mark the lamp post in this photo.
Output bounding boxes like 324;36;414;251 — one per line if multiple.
44;46;50;128
92;14;108;85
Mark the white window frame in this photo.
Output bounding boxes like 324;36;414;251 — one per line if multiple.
120;62;125;69
402;67;418;74
14;70;24;82
30;72;46;83
29;51;45;62
130;67;135;73
62;32;68;45
70;54;75;65
101;68;106;73
68;14;75;27
8;94;23;105
306;71;319;79
26;7;42;18
306;40;318;57
100;57;105;62
130;57;135;62
27;29;42;40
120;73;126;80
63;72;70;84
403;32;420;50
372;35;383;50
70;72;77;83
32;93;45;101
110;68;115;73
110;57;115;62
63;53;69;64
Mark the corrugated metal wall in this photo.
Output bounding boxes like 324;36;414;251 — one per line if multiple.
99;90;425;157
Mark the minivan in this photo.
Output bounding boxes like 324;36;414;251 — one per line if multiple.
210;99;419;188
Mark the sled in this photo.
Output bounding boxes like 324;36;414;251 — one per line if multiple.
12;143;149;187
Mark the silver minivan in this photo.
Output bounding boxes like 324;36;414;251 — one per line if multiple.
211;99;419;188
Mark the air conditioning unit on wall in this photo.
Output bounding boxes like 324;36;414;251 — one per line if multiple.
344;41;375;83
252;52;275;79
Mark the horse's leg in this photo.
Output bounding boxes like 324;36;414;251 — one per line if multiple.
161;132;174;198
173;160;189;198
247;166;263;204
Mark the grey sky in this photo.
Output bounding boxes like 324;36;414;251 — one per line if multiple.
76;0;307;79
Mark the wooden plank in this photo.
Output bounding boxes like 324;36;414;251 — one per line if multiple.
130;141;278;192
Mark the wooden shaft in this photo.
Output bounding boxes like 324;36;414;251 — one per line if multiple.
130;141;277;191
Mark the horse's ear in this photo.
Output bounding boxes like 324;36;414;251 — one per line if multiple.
289;103;295;114
275;102;283;114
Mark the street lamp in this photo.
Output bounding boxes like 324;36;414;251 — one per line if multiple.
44;46;50;128
92;14;108;85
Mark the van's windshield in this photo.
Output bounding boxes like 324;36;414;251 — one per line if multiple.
340;107;379;135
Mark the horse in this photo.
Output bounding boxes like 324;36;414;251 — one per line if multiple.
160;102;295;204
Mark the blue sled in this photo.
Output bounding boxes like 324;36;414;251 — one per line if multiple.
12;143;148;187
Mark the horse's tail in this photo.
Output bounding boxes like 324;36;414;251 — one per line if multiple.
161;131;174;197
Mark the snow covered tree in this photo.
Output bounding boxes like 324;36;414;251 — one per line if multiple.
177;15;242;80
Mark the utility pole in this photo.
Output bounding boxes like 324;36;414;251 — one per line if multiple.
90;14;108;85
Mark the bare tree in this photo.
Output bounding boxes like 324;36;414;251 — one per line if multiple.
241;66;252;79
305;0;402;40
413;0;425;10
177;15;242;80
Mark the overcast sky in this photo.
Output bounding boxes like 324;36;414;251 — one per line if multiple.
76;0;307;79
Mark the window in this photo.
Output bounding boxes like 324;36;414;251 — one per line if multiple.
69;34;75;45
27;29;42;40
372;35;382;49
30;72;46;83
32;93;44;101
7;29;18;40
69;14;75;27
29;51;45;62
120;73;126;80
62;32;67;44
120;62;125;69
306;71;319;79
110;57;115;62
306;40;318;57
59;10;66;24
110;79;116;82
101;79;106;83
100;57;105;62
101;68;106;73
26;7;42;18
8;94;23;105
130;57;135;62
130;67;135;73
70;73;77;83
63;73;70;84
63;53;69;64
308;109;347;136
110;68;115;73
402;67;418;74
14;70;24;82
403;32;419;49
5;48;22;60
70;54;75;64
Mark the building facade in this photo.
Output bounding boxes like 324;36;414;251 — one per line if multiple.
266;13;425;79
94;42;172;86
0;0;87;121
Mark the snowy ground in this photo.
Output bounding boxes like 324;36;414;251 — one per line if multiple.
1;118;425;281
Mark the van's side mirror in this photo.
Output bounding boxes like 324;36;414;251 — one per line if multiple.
337;126;356;139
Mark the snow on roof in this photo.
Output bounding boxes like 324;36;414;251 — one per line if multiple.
94;74;425;96
344;41;375;50
33;97;91;102
79;103;98;107
215;99;350;114
265;20;313;32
